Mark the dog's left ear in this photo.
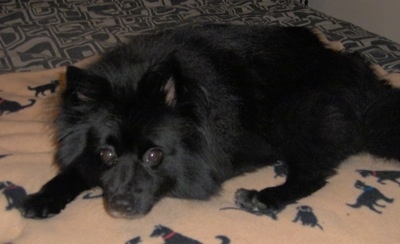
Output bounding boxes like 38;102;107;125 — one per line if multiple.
138;54;180;107
65;66;111;103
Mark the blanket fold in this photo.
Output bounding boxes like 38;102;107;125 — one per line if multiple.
1;52;400;243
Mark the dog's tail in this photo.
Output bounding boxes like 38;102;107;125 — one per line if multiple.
215;235;230;244
315;223;324;230
21;99;36;109
0;154;11;159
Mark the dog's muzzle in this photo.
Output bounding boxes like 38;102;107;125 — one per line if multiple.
105;194;153;219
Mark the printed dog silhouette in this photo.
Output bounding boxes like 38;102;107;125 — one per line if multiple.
125;236;142;244
292;205;323;230
0;181;27;210
150;225;201;244
357;169;400;186
0;98;35;115
28;80;59;97
150;225;230;244
347;180;394;214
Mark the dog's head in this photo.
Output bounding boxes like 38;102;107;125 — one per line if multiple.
56;53;223;218
0;181;12;190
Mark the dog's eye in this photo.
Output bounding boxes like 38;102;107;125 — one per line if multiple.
100;146;118;166
143;148;164;167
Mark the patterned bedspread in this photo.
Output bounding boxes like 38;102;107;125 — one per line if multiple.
1;0;400;73
1;1;400;243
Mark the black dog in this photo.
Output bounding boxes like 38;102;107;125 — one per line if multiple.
20;25;400;219
150;225;201;244
357;169;400;186
292;205;323;230
347;180;393;214
0;181;27;211
28;80;60;97
0;98;35;115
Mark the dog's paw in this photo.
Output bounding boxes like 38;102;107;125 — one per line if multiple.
19;193;66;219
234;188;268;212
234;188;284;212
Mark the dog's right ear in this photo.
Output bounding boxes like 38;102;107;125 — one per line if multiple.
65;66;110;102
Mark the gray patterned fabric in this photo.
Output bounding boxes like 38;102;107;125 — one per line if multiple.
0;0;399;73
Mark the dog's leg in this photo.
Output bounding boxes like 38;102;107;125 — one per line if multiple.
368;204;383;214
236;93;361;211
374;202;386;208
347;202;362;209
392;178;400;186
4;194;14;210
235;168;329;211
381;195;394;203
377;178;387;185
20;167;94;218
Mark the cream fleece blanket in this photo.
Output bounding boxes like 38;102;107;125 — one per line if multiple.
1;42;400;244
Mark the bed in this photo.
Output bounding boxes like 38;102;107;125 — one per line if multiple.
1;0;400;243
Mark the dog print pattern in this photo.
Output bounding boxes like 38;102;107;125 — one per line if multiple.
0;98;35;116
28;80;60;97
357;169;400;186
0;181;27;211
347;180;394;214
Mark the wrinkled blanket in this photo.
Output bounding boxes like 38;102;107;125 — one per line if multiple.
2;34;400;244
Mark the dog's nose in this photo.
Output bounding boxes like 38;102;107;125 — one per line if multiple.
110;195;135;214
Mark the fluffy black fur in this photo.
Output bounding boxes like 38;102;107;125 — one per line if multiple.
20;25;400;219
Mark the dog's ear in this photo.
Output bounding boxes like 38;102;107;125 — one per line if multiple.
137;55;180;107
162;76;177;107
65;66;110;103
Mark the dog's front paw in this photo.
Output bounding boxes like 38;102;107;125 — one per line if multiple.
234;188;284;212
234;188;268;212
19;193;67;219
